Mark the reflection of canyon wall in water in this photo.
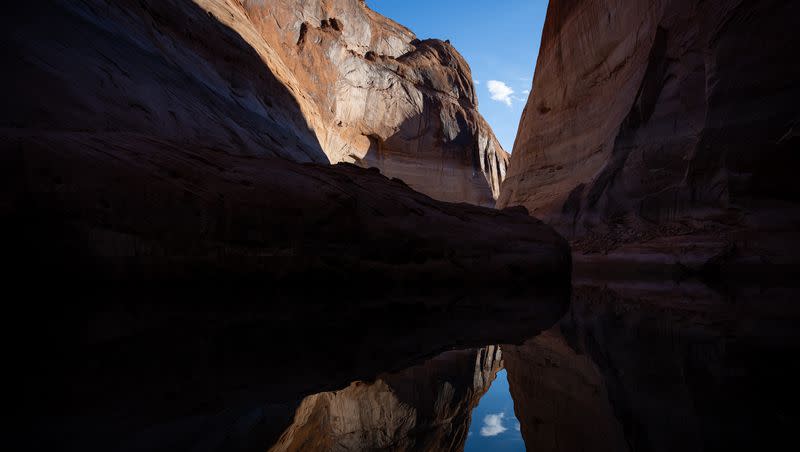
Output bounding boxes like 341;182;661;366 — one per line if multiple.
557;282;800;452
499;0;799;261
34;287;568;452
270;346;503;452
503;329;627;452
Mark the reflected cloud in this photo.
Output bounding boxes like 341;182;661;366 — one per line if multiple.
480;412;508;437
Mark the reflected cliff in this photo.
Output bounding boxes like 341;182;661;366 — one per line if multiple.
270;346;503;451
30;274;800;451
30;286;567;452
259;276;800;452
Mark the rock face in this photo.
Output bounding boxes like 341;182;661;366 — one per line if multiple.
499;0;799;244
242;0;508;205
2;0;507;207
2;0;327;163
3;131;567;288
269;346;503;451
1;0;569;287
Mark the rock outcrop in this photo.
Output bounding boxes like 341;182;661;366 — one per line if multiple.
3;130;567;288
1;0;568;288
269;346;503;451
2;0;507;207
499;0;799;253
241;0;508;205
2;0;327;163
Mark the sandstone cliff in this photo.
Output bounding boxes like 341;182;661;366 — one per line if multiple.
241;0;509;205
1;0;567;287
269;346;503;451
499;0;799;255
3;0;507;207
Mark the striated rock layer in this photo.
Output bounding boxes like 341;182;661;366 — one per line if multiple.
499;0;799;256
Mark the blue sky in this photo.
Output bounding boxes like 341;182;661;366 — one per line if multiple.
368;0;550;152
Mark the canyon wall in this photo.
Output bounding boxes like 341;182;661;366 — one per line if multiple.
240;0;508;205
500;0;799;248
3;0;508;207
2;0;327;162
1;0;567;287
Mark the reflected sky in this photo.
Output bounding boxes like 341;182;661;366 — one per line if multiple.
465;368;525;451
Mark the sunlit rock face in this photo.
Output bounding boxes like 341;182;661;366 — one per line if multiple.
240;0;509;206
499;0;799;248
269;346;503;451
503;329;627;452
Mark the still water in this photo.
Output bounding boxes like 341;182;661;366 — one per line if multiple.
463;369;524;452
263;277;800;451
41;274;800;451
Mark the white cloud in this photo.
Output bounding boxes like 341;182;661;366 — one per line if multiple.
480;413;508;437
522;90;530;95
474;79;480;85
515;422;521;431
487;80;514;107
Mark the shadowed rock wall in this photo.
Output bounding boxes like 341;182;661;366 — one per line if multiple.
500;0;799;248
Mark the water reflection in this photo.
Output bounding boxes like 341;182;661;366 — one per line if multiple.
503;328;625;452
263;277;800;451
37;276;800;451
269;346;503;451
464;369;524;452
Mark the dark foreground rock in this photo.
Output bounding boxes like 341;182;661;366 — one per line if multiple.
0;0;569;287
2;131;569;289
